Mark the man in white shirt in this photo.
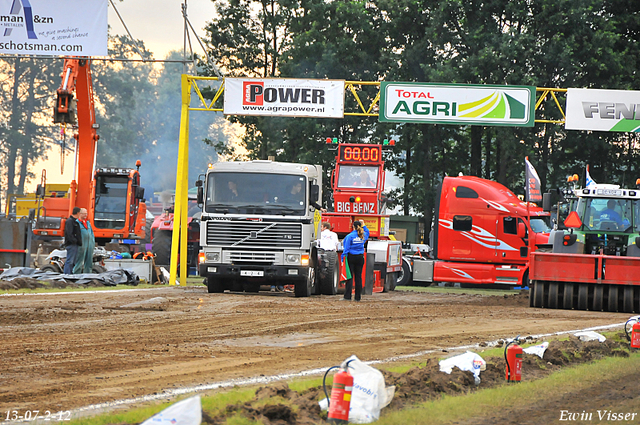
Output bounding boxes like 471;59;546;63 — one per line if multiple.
318;222;340;251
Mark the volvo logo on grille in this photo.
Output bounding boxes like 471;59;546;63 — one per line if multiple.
250;231;258;238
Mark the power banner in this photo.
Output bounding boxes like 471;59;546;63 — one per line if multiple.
565;88;640;132
0;0;107;56
380;82;535;127
224;78;345;118
525;157;542;203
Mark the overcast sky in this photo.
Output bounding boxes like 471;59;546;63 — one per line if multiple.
108;0;216;59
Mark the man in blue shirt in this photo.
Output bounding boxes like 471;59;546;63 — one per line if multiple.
599;200;622;228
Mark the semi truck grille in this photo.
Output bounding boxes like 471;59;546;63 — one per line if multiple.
227;251;277;263
207;221;302;248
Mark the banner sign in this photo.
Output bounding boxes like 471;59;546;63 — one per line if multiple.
0;0;107;56
224;78;345;118
380;82;535;127
525;157;542;203
565;88;640;132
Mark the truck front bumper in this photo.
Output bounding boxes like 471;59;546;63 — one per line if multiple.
199;263;309;283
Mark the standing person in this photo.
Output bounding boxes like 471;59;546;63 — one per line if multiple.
73;208;96;274
63;207;82;274
318;222;339;251
341;220;369;301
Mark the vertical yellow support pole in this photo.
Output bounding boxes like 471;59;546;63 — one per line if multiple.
170;74;191;286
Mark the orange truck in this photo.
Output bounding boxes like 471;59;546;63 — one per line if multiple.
33;58;147;247
401;175;551;288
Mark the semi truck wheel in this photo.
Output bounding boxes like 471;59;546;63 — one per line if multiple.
152;230;172;266
533;281;544;307
396;260;411;287
207;276;224;293
295;267;314;297
319;251;339;295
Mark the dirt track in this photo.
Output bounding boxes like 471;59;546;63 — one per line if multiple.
0;286;631;416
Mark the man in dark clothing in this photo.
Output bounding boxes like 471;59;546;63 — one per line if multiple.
63;207;82;274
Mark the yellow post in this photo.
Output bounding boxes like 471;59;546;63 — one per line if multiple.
170;74;191;286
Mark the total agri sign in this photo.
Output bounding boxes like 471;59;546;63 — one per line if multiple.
565;88;640;132
379;82;536;127
224;78;345;118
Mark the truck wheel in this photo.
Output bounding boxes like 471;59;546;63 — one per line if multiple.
295;268;314;297
207;277;224;293
152;230;172;266
319;251;339;295
396;260;411;287
383;272;396;292
143;218;153;245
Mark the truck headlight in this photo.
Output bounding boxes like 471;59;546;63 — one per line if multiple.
285;254;299;264
206;252;220;262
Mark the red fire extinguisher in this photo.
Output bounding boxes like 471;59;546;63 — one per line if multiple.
323;361;354;424
625;318;640;349
504;337;523;382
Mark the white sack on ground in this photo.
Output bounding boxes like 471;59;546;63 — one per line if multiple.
439;351;486;384
523;341;550;358
574;331;606;342
140;394;202;425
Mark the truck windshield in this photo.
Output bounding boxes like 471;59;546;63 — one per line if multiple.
205;172;307;215
530;217;551;233
336;165;378;189
94;175;128;230
576;197;637;232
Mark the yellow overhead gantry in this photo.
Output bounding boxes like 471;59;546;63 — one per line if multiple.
170;76;568;285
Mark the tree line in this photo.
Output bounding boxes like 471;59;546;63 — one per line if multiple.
1;0;639;230
201;0;640;227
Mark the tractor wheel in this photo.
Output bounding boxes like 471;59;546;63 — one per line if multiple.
207;277;224;293
548;282;559;309
577;285;589;310
592;285;604;311
383;271;397;293
152;230;172;266
319;251;339;295
534;281;545;307
295;267;315;298
92;264;107;274
143;218;154;245
607;285;619;312
623;286;634;313
41;264;61;274
563;283;575;310
396;260;412;287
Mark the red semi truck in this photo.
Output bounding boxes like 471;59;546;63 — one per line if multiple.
402;175;551;287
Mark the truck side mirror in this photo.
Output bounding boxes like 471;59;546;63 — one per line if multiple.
197;186;204;205
309;184;319;203
135;186;145;200
517;221;526;239
542;192;552;212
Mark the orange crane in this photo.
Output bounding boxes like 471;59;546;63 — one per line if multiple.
33;58;147;246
